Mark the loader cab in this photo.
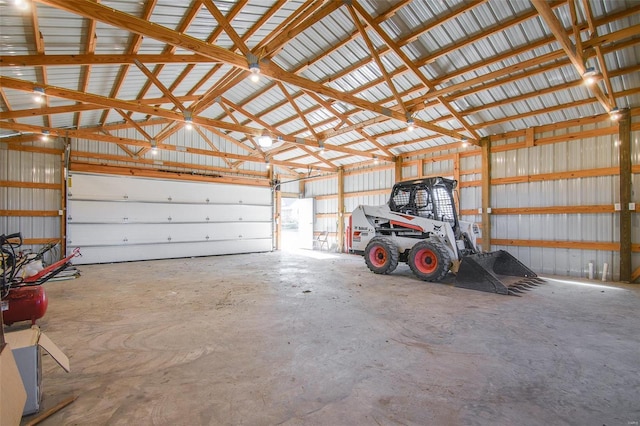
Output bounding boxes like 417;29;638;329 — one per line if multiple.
388;177;459;229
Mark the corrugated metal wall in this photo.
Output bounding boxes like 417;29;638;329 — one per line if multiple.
0;143;63;259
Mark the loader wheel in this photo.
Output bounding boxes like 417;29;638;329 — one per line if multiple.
364;237;399;275
408;240;452;282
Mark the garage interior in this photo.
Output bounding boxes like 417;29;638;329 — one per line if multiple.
1;0;639;424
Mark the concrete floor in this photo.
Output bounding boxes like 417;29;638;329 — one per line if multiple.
14;250;640;425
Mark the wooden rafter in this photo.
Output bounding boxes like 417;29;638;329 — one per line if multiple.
0;54;215;67
31;0;463;143
133;59;185;112
75;0;98;128
275;82;336;169
259;1;338;57
352;1;480;141
97;0;158;126
579;0;616;106
531;0;612;112
193;125;236;169
346;5;406;114
305;90;394;158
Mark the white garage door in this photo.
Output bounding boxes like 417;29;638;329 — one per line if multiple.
66;173;272;264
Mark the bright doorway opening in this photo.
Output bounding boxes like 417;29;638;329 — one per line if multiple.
281;198;314;251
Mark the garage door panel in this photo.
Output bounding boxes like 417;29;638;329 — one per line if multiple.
69;201;271;223
70;174;271;204
67;173;272;264
69;222;269;245
75;238;272;264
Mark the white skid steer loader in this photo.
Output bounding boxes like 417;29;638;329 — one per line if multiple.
349;177;543;295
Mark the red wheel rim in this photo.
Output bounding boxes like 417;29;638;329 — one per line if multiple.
415;248;437;273
369;245;388;267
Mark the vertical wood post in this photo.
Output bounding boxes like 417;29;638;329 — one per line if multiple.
60;151;67;258
481;137;492;252
337;167;345;253
619;108;632;282
274;173;282;251
394;156;403;183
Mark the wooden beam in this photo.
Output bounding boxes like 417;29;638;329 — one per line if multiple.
394;156;403;183
481;137;491;252
618;108;632;282
492;239;619;251
337;167;345;253
531;0;611;112
0;53;214;67
70;150;266;177
133;59;185;111
70;162;270;187
0;180;60;190
352;1;480;141
0;210;59;217
34;0;467;142
347;4;406;113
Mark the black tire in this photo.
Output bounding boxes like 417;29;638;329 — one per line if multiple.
408;240;452;282
364;237;399;275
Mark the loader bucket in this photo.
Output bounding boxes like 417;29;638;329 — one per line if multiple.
454;250;544;295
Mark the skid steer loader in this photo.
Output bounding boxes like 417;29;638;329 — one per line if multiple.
349;177;543;295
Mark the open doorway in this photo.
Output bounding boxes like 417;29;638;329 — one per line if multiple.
281;198;314;251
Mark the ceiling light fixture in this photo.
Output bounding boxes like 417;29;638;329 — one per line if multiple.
407;118;415;132
582;67;597;85
265;157;271;169
40;130;50;142
258;130;272;148
373;155;379;165
609;107;621;121
33;87;45;104
14;0;29;11
249;63;260;83
247;54;260;83
318;139;324;151
150;139;158;155
184;111;193;130
461;137;469;148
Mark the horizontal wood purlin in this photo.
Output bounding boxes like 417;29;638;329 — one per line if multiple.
491;239;621;251
460;205;617;215
70;162;270;187
316;213;338;218
23;238;62;245
460;164;640;189
314;188;390;200
0;210;59;217
0;180;60;190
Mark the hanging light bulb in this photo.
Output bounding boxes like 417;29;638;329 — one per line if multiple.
14;0;29;11
150;139;158;155
461;138;469;148
258;130;272;148
184;111;193;130
407;118;415;132
582;67;597;86
609;107;621;121
373;155;379;165
249;63;260;83
33;87;45;104
40;130;50;142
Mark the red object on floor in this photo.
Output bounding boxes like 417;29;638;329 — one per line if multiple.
2;285;48;326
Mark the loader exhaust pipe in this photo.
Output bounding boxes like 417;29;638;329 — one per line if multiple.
454;250;544;295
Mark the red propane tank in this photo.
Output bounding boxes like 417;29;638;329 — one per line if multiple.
2;285;48;326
